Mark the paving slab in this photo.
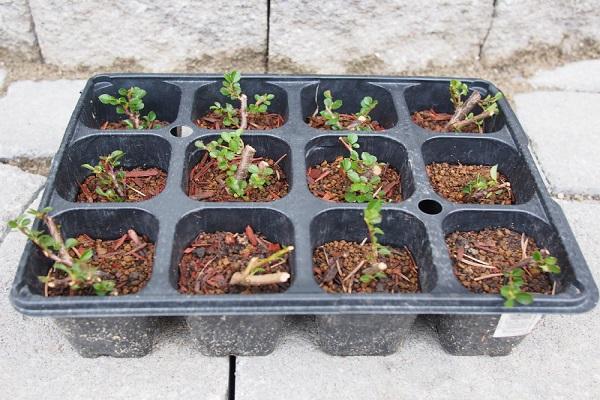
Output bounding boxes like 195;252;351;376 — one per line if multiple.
0;80;85;158
0;163;45;240
0;195;229;400
0;68;6;88
514;91;600;196
236;200;600;400
529;59;600;93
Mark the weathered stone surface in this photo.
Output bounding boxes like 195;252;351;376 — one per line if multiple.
514;91;600;195
0;0;39;60
28;0;267;71
0;80;85;158
236;201;600;400
482;0;600;64
529;59;600;93
268;0;493;74
0;164;45;240
0;203;229;399
0;68;6;88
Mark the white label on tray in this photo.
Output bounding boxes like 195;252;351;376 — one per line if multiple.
493;314;542;338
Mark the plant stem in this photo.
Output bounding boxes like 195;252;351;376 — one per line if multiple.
234;144;256;181
450;110;495;131
229;246;294;286
102;159;126;198
43;214;73;265
445;90;481;130
239;94;248;130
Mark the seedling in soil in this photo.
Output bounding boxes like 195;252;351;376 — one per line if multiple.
230;244;294;287
462;164;506;199
208;70;276;130
98;87;161;129
359;199;391;283
502;250;560;307
446;80;503;133
194;130;274;198
7;208;115;296
339;134;383;203
311;90;381;131
81;150;129;202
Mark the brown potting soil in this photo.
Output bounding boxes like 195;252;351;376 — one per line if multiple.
313;240;420;294
307;114;384;131
446;228;554;295
412;108;482;133
178;227;291;295
77;167;167;203
426;162;513;205
195;111;285;130
307;156;401;202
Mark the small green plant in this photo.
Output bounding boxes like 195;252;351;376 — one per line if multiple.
501;268;532;307
359;199;391;283
7;208;115;296
82;150;127;202
339;134;383;203
195;130;274;198
462;164;505;198
98;87;159;129
501;249;560;307
320;90;343;130
318;91;379;131
446;80;503;133
210;70;276;129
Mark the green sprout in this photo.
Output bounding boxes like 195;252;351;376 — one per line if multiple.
339;134;383;203
82;150;127;202
320;90;343;130
209;70;276;129
501;249;560;307
7;208;115;296
462;164;506;199
98;87;159;129
318;91;379;131
195;130;274;198
359;199;391;283
446;80;503;133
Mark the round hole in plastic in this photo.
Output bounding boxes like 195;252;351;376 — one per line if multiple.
418;199;442;215
170;125;193;137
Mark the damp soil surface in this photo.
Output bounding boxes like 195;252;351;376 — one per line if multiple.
46;231;154;297
77;167;167;202
446;228;554;295
188;152;289;202
313;240;420;294
307;156;401;202
99;120;168;130
427;163;513;205
307;114;384;131
412;109;483;133
196;110;285;130
178;227;291;295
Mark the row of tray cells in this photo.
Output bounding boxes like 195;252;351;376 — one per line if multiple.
55;134;535;205
81;78;506;134
24;207;567;297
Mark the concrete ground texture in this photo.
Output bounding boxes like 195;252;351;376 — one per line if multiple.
0;60;599;399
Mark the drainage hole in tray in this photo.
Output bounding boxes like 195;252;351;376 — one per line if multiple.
418;199;442;215
170;125;194;137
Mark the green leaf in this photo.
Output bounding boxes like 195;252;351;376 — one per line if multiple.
98;94;115;104
359;274;373;284
347;134;358;145
247;164;259;174
64;238;78;249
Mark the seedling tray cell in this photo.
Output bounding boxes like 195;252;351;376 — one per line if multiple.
9;74;598;357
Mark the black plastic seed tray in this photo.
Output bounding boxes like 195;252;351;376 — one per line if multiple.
9;74;598;321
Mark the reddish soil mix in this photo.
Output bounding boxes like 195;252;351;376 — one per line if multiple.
313;240;420;294
412;109;482;133
45;231;154;297
446;228;554;295
77;167;167;203
307;114;384;131
426;163;514;205
307;156;402;202
178;227;291;295
100;120;168;130
195;111;285;130
188;152;289;202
